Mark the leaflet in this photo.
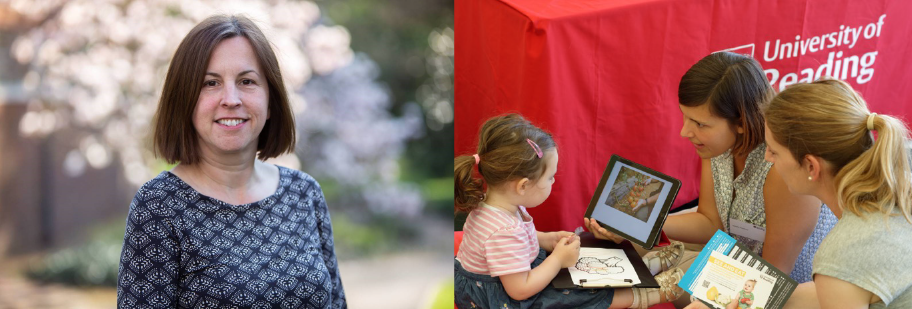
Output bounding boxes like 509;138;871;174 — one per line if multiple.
679;230;797;309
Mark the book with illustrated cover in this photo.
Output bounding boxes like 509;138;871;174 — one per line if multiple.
679;230;798;309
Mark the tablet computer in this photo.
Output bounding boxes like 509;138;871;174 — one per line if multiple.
584;154;682;249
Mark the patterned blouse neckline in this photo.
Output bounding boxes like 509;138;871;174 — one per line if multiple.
161;165;286;208
711;143;772;253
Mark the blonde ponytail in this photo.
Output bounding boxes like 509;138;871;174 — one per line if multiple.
765;79;912;224
836;114;912;223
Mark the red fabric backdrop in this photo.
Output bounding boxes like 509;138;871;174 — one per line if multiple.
455;0;912;232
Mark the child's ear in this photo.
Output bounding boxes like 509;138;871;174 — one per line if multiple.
515;178;530;195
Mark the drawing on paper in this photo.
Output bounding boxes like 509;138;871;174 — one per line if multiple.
575;256;626;275
568;247;642;286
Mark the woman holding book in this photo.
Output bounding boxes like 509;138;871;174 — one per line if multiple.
586;52;837;307
763;79;912;308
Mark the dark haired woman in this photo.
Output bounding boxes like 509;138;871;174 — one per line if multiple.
587;52;836;307
116;15;345;308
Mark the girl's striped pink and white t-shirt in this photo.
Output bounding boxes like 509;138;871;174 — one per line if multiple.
456;203;539;277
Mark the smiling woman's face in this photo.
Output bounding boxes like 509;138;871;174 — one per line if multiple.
193;36;270;158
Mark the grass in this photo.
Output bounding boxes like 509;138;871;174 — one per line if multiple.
429;279;455;309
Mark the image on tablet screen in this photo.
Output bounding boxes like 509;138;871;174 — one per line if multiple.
603;166;666;223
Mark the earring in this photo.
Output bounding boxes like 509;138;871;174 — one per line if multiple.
808;176;812;181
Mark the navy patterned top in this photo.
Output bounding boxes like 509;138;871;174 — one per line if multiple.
116;166;346;308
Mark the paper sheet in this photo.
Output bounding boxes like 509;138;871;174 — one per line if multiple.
568;247;641;286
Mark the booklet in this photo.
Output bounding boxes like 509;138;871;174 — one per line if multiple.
679;230;798;309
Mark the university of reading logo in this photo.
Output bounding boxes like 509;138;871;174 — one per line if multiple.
718;14;886;91
722;43;755;58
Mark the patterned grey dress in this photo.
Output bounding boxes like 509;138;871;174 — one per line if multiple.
116;166;346;308
711;143;836;283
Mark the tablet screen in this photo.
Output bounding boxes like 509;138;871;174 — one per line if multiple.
585;155;681;248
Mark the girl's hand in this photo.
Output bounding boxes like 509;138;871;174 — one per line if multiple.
585;217;623;244
539;231;574;252
552;235;581;268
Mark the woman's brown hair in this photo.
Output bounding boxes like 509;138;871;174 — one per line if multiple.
455;114;556;212
153;15;295;164
765;79;912;224
679;51;773;157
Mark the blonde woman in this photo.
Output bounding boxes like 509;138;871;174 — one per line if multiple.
764;79;912;308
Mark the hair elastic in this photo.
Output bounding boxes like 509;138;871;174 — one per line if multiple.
473;154;480;164
867;113;877;131
526;139;543;158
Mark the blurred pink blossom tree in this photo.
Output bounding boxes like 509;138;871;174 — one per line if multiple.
9;0;425;217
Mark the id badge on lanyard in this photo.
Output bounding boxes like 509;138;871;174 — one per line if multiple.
729;218;766;243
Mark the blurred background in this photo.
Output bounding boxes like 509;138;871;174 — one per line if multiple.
0;0;453;308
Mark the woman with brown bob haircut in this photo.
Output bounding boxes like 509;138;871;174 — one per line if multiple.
116;15;346;308
587;52;837;307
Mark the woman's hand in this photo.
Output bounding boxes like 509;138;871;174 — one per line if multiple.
539;231;575;252
585;217;624;243
683;298;713;309
551;235;581;268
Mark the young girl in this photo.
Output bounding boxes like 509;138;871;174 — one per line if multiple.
455;114;684;309
764;79;912;308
